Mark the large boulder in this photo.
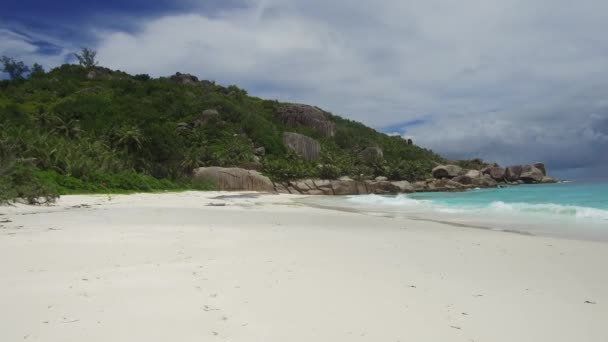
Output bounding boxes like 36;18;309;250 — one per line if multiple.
541;176;558;184
276;104;336;137
365;180;404;194
391;181;415;193
533;163;547;176
359;147;384;163
432;165;463;179
193;167;275;192
331;177;360;195
505;165;523;181
282;132;321;161
452;175;473;185
465;170;482;178
482;166;506;181
413;181;428;191
520;166;544;183
192;109;220;127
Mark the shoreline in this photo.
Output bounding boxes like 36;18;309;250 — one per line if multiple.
1;191;607;342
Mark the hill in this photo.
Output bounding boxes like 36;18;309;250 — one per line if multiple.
0;64;445;203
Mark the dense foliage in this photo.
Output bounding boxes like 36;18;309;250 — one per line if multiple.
0;61;444;203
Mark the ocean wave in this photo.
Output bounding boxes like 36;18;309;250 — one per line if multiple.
342;194;608;220
488;201;608;220
346;194;430;206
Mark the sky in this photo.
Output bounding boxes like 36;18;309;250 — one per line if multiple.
1;0;607;180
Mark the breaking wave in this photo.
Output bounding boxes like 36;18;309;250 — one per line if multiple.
344;194;608;220
488;201;608;220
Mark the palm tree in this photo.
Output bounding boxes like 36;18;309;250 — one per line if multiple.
180;147;206;174
113;126;145;154
52;117;83;139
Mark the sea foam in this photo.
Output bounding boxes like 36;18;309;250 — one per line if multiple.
488;201;608;220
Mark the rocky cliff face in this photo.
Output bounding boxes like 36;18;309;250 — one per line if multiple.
276;104;336;137
282;132;321;161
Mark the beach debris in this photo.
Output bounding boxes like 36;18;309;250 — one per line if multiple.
450;326;462;330
584;300;596;305
0;218;12;223
60;318;80;324
206;203;227;207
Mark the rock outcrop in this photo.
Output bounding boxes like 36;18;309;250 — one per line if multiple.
359;147;384;163
192;109;220;127
533;163;547;176
282;132;321;161
432;165;463;179
482;166;506;181
194;161;556;195
193;167;275;192
505;165;523;181
519;165;545;183
276;104;336;137
170;72;199;85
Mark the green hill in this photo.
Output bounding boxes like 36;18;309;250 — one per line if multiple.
0;63;445;203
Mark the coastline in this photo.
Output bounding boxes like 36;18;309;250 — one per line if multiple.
1;191;607;342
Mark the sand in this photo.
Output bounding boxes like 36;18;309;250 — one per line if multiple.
1;191;607;342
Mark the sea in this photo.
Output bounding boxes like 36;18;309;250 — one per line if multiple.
299;182;608;241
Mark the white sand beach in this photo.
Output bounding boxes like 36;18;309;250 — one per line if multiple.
1;191;607;342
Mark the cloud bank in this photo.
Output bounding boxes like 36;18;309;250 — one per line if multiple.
2;0;607;178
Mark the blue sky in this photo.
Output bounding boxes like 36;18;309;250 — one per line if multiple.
2;0;608;180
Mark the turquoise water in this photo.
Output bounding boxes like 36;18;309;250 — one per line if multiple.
408;182;608;219
301;182;608;240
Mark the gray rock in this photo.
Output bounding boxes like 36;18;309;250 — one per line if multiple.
465;170;482;178
359;147;384;163
520;166;544;183
254;146;266;156
276;103;336;137
432;165;463;179
366;181;400;194
282;132;321;161
306;189;325;195
391;181;415;193
313;179;333;189
541;176;557;183
505;165;523;181
413;181;427;191
533;163;547;176
193;167;275;192
331;179;360;195
290;181;313;192
170;72;199;84
274;183;290;193
453;175;473;185
193;109;220;127
375;176;388;182
483;167;506;181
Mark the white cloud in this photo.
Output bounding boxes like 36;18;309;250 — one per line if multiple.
0;28;73;72
6;0;608;176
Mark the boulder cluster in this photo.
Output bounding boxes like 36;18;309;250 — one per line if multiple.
193;168;415;195
194;162;557;195
429;163;557;191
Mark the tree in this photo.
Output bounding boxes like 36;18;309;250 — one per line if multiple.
113;126;146;154
30;63;45;78
74;48;98;68
1;56;30;80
